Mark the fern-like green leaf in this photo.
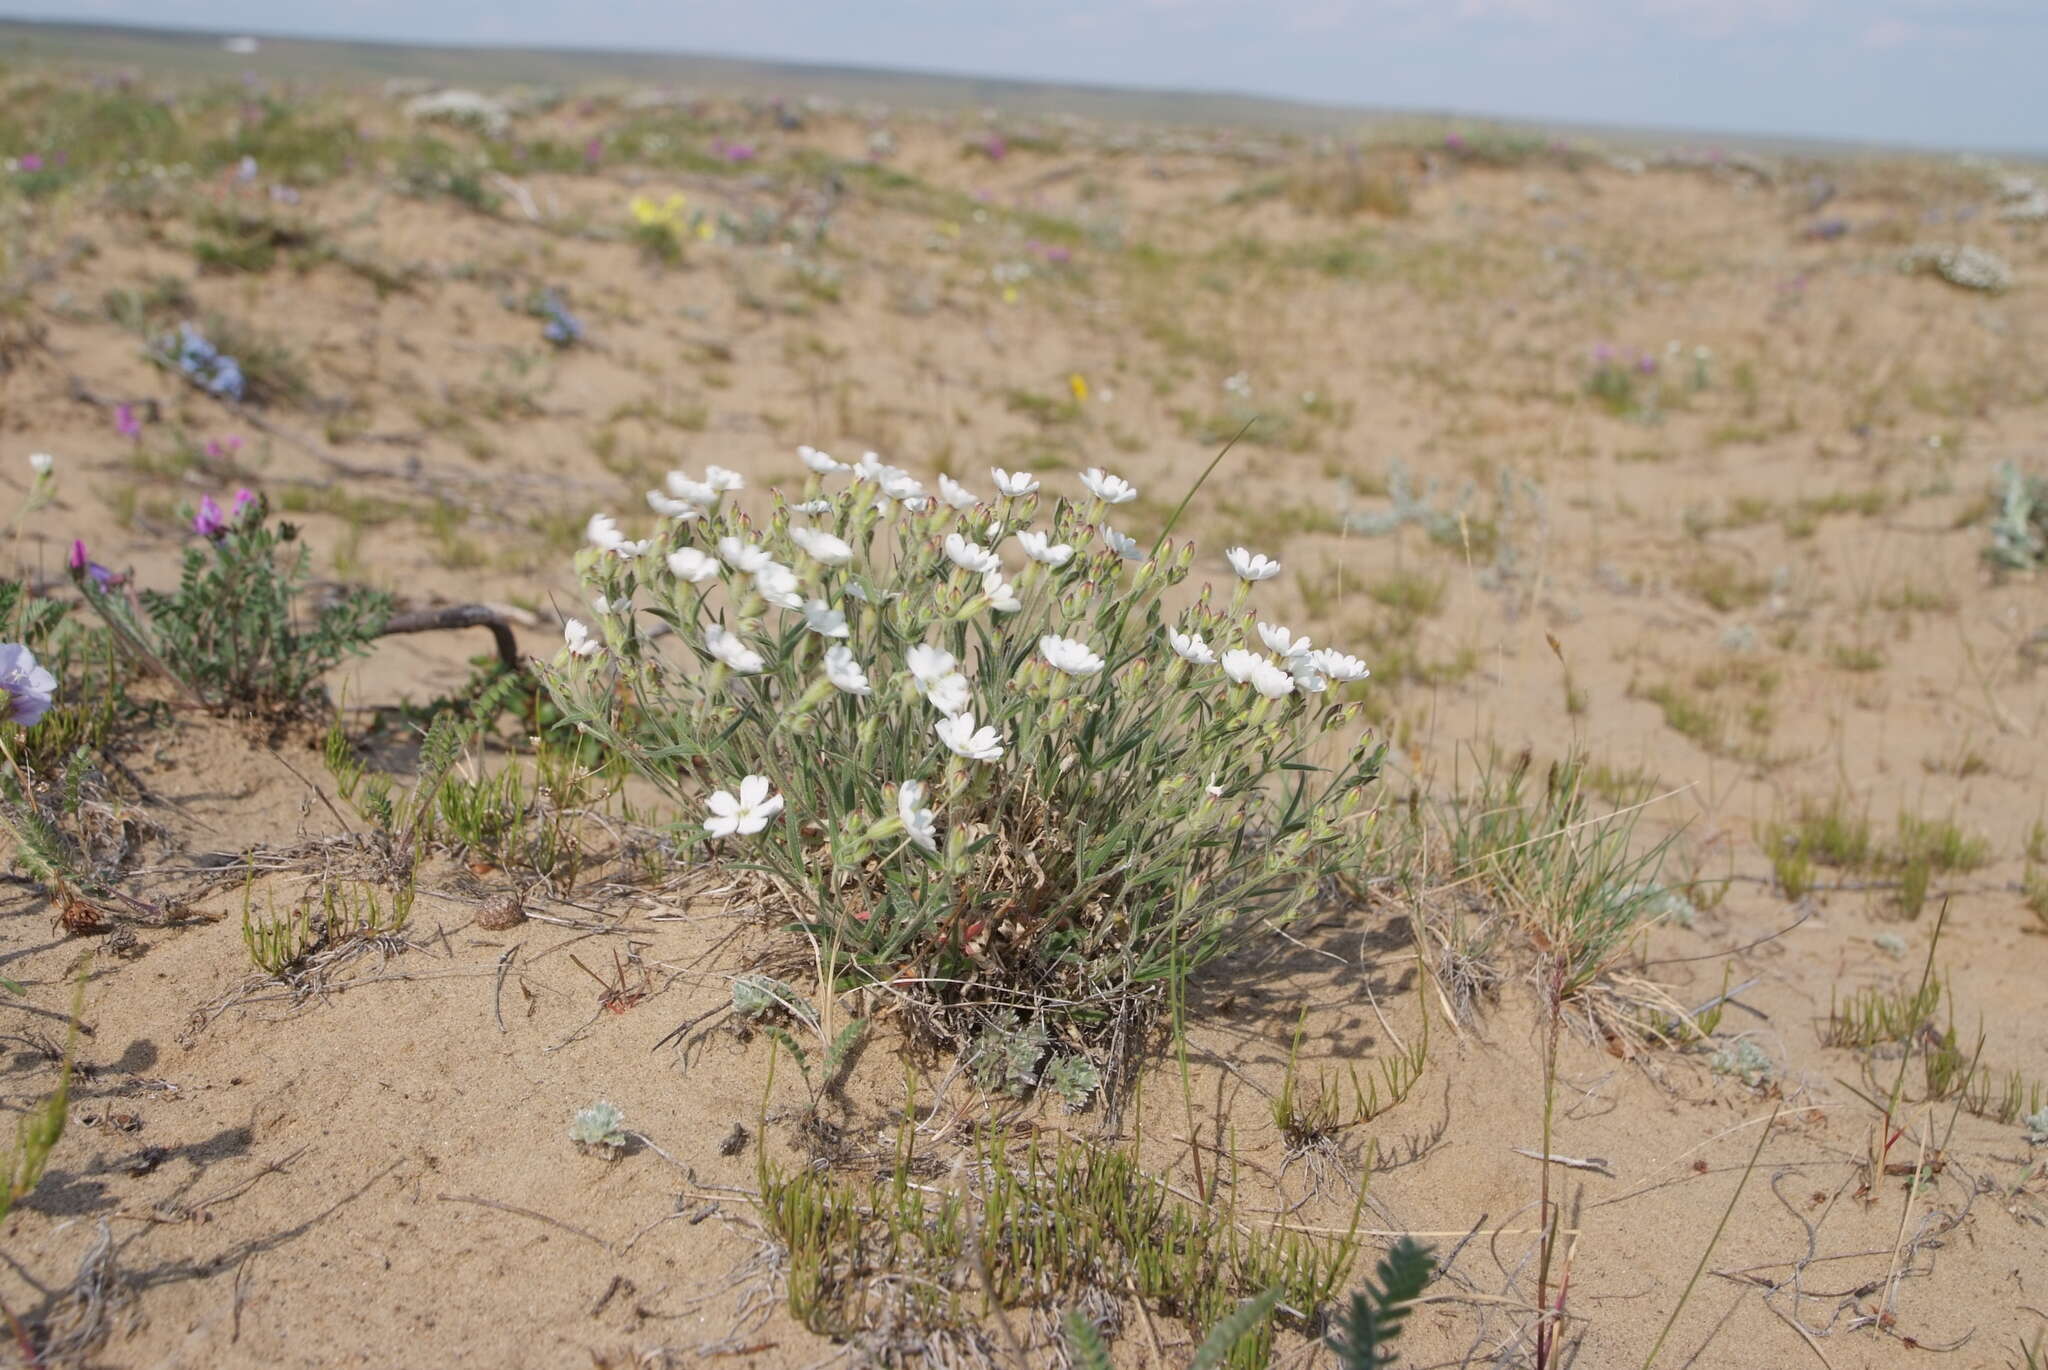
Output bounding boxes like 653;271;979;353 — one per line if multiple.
1064;1308;1115;1370
1327;1237;1435;1369
1191;1284;1284;1370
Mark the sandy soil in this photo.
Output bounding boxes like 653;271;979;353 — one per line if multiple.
2;65;2045;1370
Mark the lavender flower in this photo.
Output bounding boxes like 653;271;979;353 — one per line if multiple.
115;403;142;440
0;643;57;727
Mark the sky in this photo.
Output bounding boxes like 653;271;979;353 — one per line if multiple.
46;0;2048;152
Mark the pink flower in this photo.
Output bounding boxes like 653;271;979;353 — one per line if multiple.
18;153;42;173
231;487;257;519
67;540;120;588
192;495;227;537
115;403;141;439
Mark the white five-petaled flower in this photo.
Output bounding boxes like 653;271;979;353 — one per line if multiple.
789;524;853;565
1258;621;1313;659
717;536;774;574
705;625;765;674
591;594;629;617
792;498;832;515
936;474;977;510
798;444;845;474
880;470;926;504
943;533;1001;575
935;711;1004;762
1039;634;1105;676
802;599;849;637
562;619;601;658
1100;524;1144;561
1311;648;1370;682
824;644;872;695
753;561;804;610
853;451;889;482
1014;530;1074;567
906;644;958;685
1250;658;1296;698
703;775;782;838
980;569;1021;613
665;471;718;507
897;780;938;852
1289;657;1328;693
925;671;973;717
1168;628;1217;665
586;513;649;557
28;452;54;477
1080;467;1137;504
1220;649;1262;684
646;489;702;519
667;547;721;583
705;465;744;493
990;467;1039;497
1226;546;1281;582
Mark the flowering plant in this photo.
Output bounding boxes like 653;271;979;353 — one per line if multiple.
74;490;389;717
542;454;1381;1059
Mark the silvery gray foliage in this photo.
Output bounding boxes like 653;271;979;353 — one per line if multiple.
570;1101;628;1154
1985;463;2048;572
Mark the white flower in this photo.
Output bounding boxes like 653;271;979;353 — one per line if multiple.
798;444;844;474
789;525;853;565
880;470;926;504
753;561;805;610
1080;467;1137;504
944;533;1001;574
980;569;1021;613
667;547;721;583
925;671;973;717
935;711;1004;762
586;513;649;557
664;471;719;507
824;644;872;695
1226;546;1281;581
1220;649;1263;684
906;644;957;684
1289;657;1328;693
717;536;774;574
853;451;889;482
1015;530;1073;566
591;594;629;617
703;775;782;837
802;599;849;637
897;780;938;851
562;618;601;657
1250;658;1296;698
936;474;977;509
705;465;744;493
1168;629;1217;664
28;452;54;477
705;625;765;673
1258;622;1312;659
1039;634;1104;676
1100;524;1144;561
646;489;702;519
1311;648;1370;682
792;498;833;515
990;467;1039;497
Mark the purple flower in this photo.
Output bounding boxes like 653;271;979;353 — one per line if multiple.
115;403;141;439
982;135;1007;161
18;153;42;173
231;487;257;520
1635;355;1659;376
1592;343;1615;365
0;642;57;727
193;494;227;538
583;137;603;167
67;540;120;589
1444;133;1467;153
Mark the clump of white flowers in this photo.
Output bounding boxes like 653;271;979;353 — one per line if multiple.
541;452;1381;1058
1900;243;2012;294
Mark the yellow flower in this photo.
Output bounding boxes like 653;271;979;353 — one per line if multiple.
629;193;687;228
1001;286;1019;305
1068;373;1088;404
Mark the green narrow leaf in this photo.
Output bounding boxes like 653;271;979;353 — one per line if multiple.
1190;1284;1284;1370
1064;1308;1115;1370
